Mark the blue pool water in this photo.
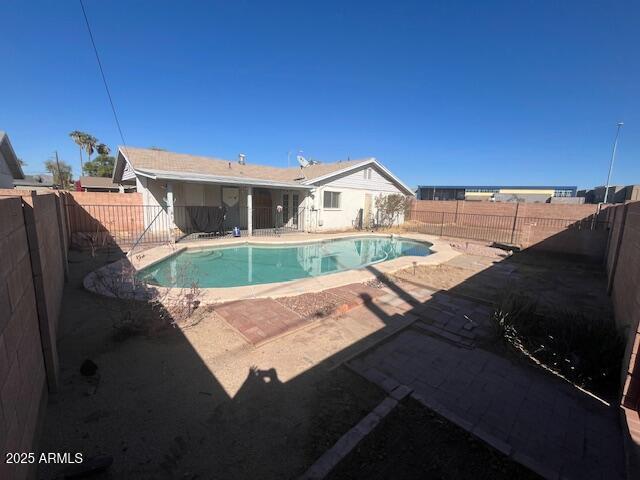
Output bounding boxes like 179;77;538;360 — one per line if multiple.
138;236;431;288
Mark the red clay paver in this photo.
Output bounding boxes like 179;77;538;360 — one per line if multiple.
215;284;389;346
215;298;304;345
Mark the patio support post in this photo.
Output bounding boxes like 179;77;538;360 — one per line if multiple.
247;186;253;236
166;181;175;242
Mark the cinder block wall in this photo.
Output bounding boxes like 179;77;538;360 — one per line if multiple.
602;201;640;472
28;195;66;389
0;198;48;480
410;199;601;219
63;191;144;248
66;191;142;206
408;200;609;258
609;203;640;403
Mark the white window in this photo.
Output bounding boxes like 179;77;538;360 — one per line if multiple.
323;191;341;209
363;167;372;180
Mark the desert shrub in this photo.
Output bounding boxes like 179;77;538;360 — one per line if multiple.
491;293;624;394
93;260;202;341
375;194;412;228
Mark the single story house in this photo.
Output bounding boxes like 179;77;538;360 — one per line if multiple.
13;174;55;192
77;176;136;193
111;146;413;236
0;131;24;189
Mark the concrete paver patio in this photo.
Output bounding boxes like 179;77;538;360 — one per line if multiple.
346;288;626;480
215;283;388;345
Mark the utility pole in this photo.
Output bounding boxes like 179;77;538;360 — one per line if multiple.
603;122;624;204
54;151;64;189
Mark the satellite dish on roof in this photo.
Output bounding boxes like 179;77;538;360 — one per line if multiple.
297;154;309;168
297;152;320;168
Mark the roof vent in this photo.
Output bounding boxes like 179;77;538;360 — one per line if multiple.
238;153;246;165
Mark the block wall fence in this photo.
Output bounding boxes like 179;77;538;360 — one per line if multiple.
408;199;610;259
603;201;640;470
0;193;67;480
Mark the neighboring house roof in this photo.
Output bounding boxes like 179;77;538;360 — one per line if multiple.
416;185;577;191
79;176;133;190
0;131;25;180
113;146;413;194
14;174;54;188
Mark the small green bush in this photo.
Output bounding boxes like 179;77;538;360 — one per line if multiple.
491;294;624;395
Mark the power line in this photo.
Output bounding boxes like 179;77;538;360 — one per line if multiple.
79;0;128;150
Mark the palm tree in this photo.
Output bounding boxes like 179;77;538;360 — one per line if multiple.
69;131;86;174
82;134;98;166
96;143;111;156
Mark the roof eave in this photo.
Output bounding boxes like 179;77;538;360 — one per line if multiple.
302;158;414;195
136;168;313;189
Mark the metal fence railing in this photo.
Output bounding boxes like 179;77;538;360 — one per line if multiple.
65;204;172;247
404;210;609;245
64;201;610;250
65;203;307;248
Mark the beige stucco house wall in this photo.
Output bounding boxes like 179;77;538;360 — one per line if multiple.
113;146;412;237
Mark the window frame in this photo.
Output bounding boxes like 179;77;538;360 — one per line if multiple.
323;190;341;209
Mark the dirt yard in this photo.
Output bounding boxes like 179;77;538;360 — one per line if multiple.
393;244;612;319
39;250;386;479
38;244;619;479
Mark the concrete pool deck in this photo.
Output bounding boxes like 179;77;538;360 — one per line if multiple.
83;232;460;304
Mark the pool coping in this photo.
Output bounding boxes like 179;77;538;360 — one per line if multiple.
83;232;460;304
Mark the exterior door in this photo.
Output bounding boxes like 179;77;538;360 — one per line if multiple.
222;187;240;229
253;188;273;229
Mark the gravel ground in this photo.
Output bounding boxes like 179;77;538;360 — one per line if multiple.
275;291;344;319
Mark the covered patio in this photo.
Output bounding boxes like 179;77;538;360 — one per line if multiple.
133;173;311;239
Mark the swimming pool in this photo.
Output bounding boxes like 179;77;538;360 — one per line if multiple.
138;236;431;288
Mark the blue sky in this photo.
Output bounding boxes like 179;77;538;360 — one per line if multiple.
2;0;638;189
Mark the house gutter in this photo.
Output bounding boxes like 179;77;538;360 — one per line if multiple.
135;168;314;189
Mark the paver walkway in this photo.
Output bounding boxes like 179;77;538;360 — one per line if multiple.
346;291;626;480
215;283;387;345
